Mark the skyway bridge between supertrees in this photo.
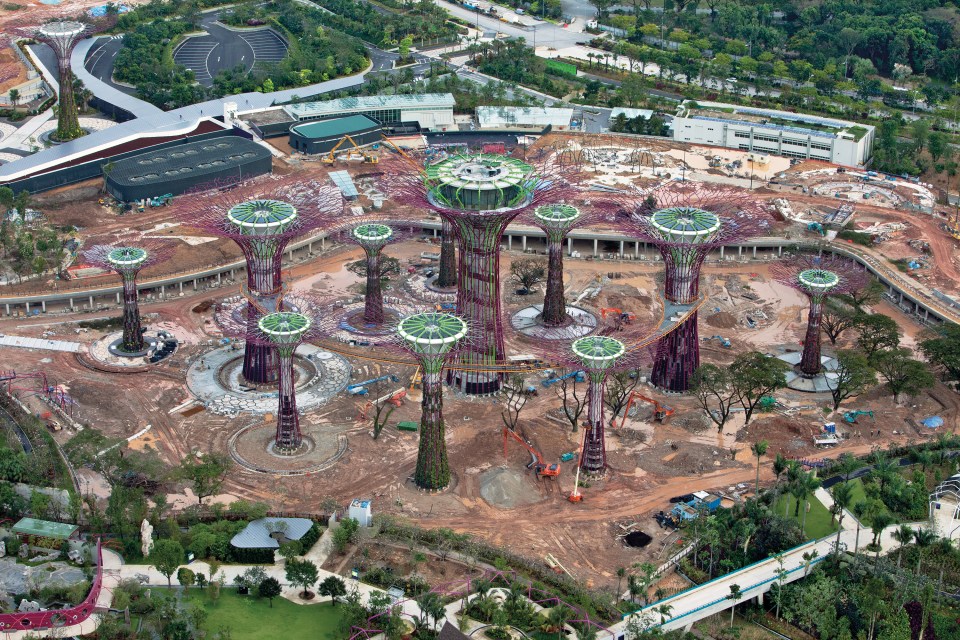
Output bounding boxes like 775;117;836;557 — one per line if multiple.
612;183;770;392
172;176;343;384
382;153;581;394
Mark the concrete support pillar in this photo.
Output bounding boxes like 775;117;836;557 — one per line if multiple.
567;237;573;256
178;282;183;293
522;235;527;251
778;245;783;256
321;237;325;250
433;228;438;237
68;298;74;310
216;273;221;284
193;279;198;291
4;304;8;315
619;240;624;256
593;238;598;257
508;235;513;250
308;241;313;254
116;292;120;304
720;246;725;259
160;285;165;297
753;246;757;257
25;302;29;314
756;592;764;605
738;245;743;257
230;269;235;279
634;241;639;257
41;300;46;312
89;295;94;308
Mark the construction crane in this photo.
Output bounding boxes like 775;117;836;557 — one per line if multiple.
542;370;586;388
502;428;560;478
347;374;400;396
567;427;589;503
322;134;378;165
843;410;874;424
599;308;636;323
620;391;674;426
378;136;416;163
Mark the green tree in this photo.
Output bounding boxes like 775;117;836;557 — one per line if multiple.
692;364;738;431
259;576;282;607
285;558;319;597
731;352;789;424
827;351;876;410
919;323;960;380
872;348;935;402
278;540;302;561
149;539;184;588
180;453;231;506
854;314;900;360
726;584;742;627
913;528;936;574
879;604;911;640
8;88;19;106
891;524;913;567
318;575;347;606
332;517;360;554
177;567;195;588
751;440;768;494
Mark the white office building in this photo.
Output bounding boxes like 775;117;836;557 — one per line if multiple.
672;101;875;166
477;106;575;130
930;474;960;542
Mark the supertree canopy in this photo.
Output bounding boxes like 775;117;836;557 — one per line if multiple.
396;312;469;490
83;243;173;353
383;153;579;394
771;254;868;376
527;203;605;327
30;21;89;141
257;310;317;452
173;176;342;384
617;183;769;392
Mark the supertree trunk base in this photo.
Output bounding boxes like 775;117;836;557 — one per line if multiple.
243;343;279;385
651;315;700;393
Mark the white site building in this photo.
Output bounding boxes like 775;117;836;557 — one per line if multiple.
930;473;960;542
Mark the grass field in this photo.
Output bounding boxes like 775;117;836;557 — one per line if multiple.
773;493;838;540
838;478;895;526
183;588;345;640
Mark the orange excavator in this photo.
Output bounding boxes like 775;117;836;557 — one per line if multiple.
502;427;560;478
620;391;674;426
567;426;589;503
599;307;636;323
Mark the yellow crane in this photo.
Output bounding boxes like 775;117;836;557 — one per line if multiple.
322;134;379;165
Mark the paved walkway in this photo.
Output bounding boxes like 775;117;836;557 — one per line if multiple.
0;110;53;153
0;334;83;353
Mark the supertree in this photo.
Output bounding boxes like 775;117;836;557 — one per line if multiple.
23;17;112;142
395;312;469;489
771;254;868;376
383;153;579;394
82;243;173;353
436;219;457;289
340;221;414;327
255;307;320;453
173;176;342;384
524;203;606;327
616;183;769;392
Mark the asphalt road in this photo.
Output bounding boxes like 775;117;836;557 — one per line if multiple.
84;36;137;96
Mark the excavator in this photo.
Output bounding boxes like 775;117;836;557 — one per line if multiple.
322;134;379;165
620;391;674;426
599;307;636;323
502;427;560;478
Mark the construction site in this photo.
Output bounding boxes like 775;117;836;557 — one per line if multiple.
2;129;960;596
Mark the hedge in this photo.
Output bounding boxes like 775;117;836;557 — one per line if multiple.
230;546;275;564
298;522;322;552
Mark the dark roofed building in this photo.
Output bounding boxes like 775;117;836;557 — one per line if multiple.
104;136;272;202
438;622;470;640
288;114;381;155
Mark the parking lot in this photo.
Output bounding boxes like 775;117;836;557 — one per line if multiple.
172;23;288;87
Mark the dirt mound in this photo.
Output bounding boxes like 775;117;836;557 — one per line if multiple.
705;311;737;329
479;467;541;509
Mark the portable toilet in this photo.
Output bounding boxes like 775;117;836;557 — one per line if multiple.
348;499;373;527
824;422;837;434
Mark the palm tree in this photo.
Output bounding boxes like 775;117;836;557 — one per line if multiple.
798;473;822;535
870;512;894;549
654;603;674;624
913;528;937;575
801;550;819;576
830;481;854;552
892;525;913;568
773;554;787;620
627;574;642;604
726;584;742;627
615;566;626;600
772;453;788;485
751;440;768;494
852;501;868;559
544;605;571;640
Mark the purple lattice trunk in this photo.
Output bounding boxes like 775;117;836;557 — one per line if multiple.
581;375;606;473
541;240;567;327
447;212;518;394
800;298;825;376
275;351;302;451
415;371;450;489
437;219;457;288
364;250;385;325
120;277;144;352
651;315;700;392
243;308;279;384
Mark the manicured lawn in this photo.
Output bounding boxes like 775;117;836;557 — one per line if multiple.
841;478;893;526
182;588;344;640
773;493;838;540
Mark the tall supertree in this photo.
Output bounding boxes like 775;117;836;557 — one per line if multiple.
436;219;457;289
341;221;413;327
616;184;768;392
384;154;578;394
525;203;605;328
395;312;469;489
256;309;319;452
83;243;173;353
26;20;99;142
173;176;342;383
771;254;868;376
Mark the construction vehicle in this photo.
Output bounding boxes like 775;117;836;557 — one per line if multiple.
843;410;874;424
814;422;841;446
502;428;559;478
599;308;636;323
347;374;400;395
542;370;586;387
434;302;456;312
322;134;378;165
620;391;674;426
705;335;731;348
807;222;825;236
386;389;407;407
